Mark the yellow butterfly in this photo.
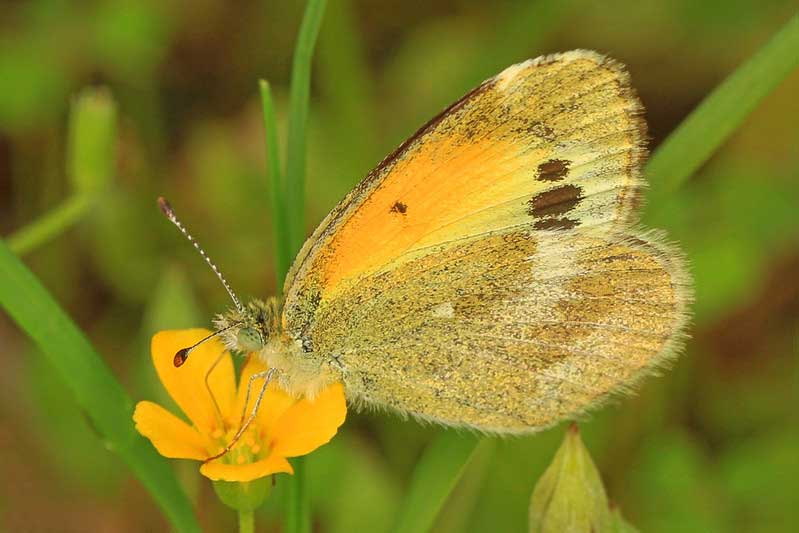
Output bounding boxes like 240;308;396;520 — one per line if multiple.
163;50;691;440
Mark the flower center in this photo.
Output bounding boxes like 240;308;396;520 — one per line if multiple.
208;424;266;465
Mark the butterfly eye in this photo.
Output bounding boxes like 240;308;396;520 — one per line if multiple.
237;327;264;352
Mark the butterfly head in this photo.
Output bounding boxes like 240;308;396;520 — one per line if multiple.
215;297;282;355
157;197;334;396
157;197;285;364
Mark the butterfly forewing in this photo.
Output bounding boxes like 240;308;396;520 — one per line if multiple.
284;50;645;304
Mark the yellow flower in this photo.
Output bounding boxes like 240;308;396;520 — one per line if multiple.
133;329;346;482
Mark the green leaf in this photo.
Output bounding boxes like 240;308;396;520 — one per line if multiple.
0;240;201;533
260;80;291;293
392;432;481;533
431;438;496;533
285;0;328;255
646;12;799;196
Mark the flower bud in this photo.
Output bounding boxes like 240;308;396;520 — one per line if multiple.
529;424;611;532
68;87;117;195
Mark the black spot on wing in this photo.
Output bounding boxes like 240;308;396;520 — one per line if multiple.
390;201;408;214
527;184;583;230
533;217;579;230
536;159;570;182
528;184;582;217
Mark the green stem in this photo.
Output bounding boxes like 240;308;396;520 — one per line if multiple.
286;457;310;533
238;510;255;533
285;0;328;255
259;80;291;294
646;12;799;196
7;193;93;256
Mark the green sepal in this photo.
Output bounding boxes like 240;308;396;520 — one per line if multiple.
213;478;272;513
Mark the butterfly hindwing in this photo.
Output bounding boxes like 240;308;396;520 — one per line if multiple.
305;229;689;431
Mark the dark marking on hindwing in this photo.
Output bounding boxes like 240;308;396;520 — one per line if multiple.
528;184;583;230
533;217;579;230
390;201;408;214
536;159;570;182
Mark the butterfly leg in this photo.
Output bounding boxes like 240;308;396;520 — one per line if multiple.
204;349;230;427
204;367;276;463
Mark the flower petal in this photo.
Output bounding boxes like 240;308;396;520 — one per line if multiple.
133;401;209;460
151;329;237;435
269;383;347;457
200;453;294;482
233;355;296;435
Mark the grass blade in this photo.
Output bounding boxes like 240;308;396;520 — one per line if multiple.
285;0;328;255
646;12;799;195
260;80;291;293
0;240;201;533
392;432;481;533
282;2;328;532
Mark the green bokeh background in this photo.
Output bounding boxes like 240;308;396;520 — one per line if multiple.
1;0;797;531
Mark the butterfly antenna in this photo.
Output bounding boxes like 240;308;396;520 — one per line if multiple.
172;320;243;367
158;196;245;313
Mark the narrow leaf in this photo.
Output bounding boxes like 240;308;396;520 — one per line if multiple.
283;3;328;532
285;0;328;255
0;240;201;533
392;432;481;533
646;12;799;195
260;80;291;293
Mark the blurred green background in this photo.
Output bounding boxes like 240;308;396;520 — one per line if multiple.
1;0;797;531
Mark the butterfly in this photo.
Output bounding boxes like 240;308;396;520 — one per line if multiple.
164;49;691;438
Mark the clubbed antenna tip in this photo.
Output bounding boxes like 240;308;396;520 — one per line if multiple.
174;347;190;367
158;196;174;218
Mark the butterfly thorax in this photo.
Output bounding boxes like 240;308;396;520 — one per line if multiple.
215;297;338;398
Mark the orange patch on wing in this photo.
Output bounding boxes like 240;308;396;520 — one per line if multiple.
321;136;545;292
